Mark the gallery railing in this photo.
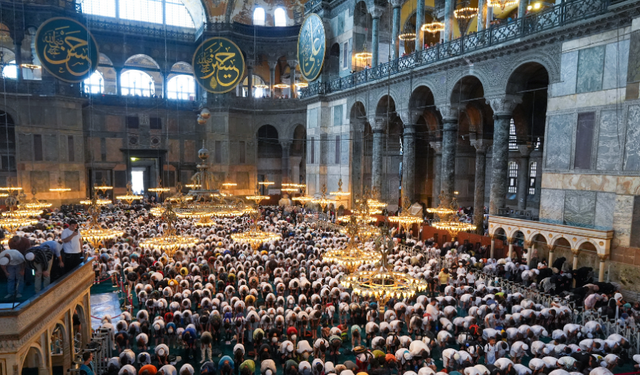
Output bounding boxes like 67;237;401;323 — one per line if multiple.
301;0;612;98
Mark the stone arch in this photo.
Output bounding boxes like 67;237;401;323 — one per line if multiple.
505;62;549;147
122;54;163;97
94;53;117;95
21;345;45;374
450;75;486;105
374;94;397;121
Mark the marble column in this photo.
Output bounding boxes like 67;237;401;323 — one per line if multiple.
487;96;521;215
437;105;459;205
517;144;533;210
281;140;292;180
390;0;403;60
370;116;386;197
518;0;527;19
415;0;426;51
402;125;417;201
371;6;384;67
572;248;579;286
598;254;607;282
470;137;490;234
477;0;486;32
14;41;22;82
289;60;298;98
351;119;365;200
443;0;455;43
268;60;278;98
247;63;254;98
115;67;122;96
548;245;555;266
508;237;514;259
490;236;495;258
524;240;532;266
429;141;443;206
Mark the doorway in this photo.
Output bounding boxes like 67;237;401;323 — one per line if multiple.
131;168;145;194
128;157;159;195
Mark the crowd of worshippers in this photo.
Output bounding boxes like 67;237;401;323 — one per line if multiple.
0;213;86;299
1;204;639;375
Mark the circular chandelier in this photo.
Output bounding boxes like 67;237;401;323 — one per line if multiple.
140;203;198;260
281;183;300;193
340;227;428;313
116;182;143;204
324;216;380;273
292;185;314;205
422;21;445;33
428;192;476;240
49;177;71;193
274;83;289;89
312;184;334;211
295;82;308;88
398;24;416;41
388;195;423;232
81;196;124;249
231;192;280;251
330;178;350;198
487;0;518;9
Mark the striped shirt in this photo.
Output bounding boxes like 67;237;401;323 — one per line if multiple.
25;246;54;269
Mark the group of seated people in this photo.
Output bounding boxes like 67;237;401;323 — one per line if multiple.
2;203;639;375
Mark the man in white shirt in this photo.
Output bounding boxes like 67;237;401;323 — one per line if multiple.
61;220;83;274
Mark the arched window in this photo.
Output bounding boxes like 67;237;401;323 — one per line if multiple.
121;70;155;97
2;60;17;79
509;118;517;150
83;71;104;94
274;8;286;26
253;7;266;26
78;0;196;28
167;74;195;100
508;161;518;194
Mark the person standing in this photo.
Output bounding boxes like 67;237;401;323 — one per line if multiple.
61;220;83;274
79;351;95;375
25;242;60;293
0;247;26;299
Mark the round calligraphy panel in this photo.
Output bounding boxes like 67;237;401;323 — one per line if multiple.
35;17;99;83
297;13;326;82
192;37;245;94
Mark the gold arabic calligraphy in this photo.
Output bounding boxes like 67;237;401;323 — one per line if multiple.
41;26;92;77
300;16;324;80
195;41;241;91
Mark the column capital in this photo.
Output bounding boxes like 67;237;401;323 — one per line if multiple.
571;248;580;256
486;95;522;117
389;0;405;8
429;141;443;153
280;140;292;148
470;138;491;153
368;115;387;131
524;240;532;248
289;59;299;69
268;60;279;70
436;104;460;122
370;5;385;19
398;108;423;125
518;143;534;157
246;59;255;69
403;124;417;135
598;253;608;262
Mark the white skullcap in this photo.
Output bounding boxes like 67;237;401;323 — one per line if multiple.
25;252;35;261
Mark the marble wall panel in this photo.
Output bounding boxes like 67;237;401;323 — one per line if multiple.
333;105;343;127
613;194;634;247
624;105;640;171
577;46;605;93
563;190;596;227
551;51;578;97
308;108;318;128
18;134;32;162
545;114;573;170
595;191;616;230
539;189;565;224
30;171;50;192
44;135;58;162
603;40;630;90
596;110;622;171
64;171;80;191
627;30;640;83
629;196;640;247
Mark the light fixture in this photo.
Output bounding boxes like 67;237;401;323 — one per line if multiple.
421;21;445;33
80;198;112;205
222;182;237;189
311;184;334;212
488;0;518;9
428;193;476;240
115;182;143;204
200;108;211;119
79;195;123;249
130;157;138;162
398;23;417;41
295;82;308;88
20;63;40;70
258;181;275;186
274;83;289;89
388;194;423;232
330;178;351;197
254;83;269;89
231;190;280;251
324;215;381;274
49;177;71;193
340;226;428;313
140;203;198;260
454;0;478;35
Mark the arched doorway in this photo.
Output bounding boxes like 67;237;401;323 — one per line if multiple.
256;125;282;186
21;346;43;375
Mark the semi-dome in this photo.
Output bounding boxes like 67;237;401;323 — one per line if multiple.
205;0;308;25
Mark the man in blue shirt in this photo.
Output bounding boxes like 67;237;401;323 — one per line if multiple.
79;352;94;375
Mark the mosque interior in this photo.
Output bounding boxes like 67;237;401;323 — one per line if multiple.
0;0;640;373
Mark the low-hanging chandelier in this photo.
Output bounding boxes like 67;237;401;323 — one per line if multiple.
140;203;198;260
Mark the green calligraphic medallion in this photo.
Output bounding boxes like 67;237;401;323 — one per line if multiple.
298;13;326;82
193;37;245;94
35;17;99;83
